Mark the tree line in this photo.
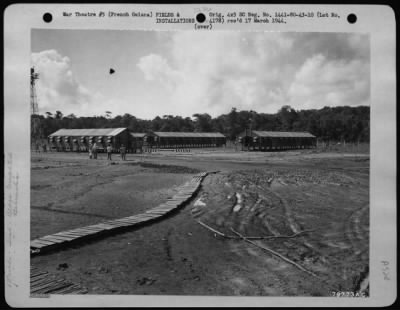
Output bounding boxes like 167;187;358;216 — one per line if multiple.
33;105;370;143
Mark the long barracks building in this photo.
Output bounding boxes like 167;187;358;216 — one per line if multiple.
48;128;132;153
238;130;316;151
48;128;227;152
144;132;227;149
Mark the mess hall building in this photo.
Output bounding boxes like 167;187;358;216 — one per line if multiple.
48;128;131;152
143;132;227;149
238;130;316;151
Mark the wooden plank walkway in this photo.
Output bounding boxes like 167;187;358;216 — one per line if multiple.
31;172;208;256
30;265;88;295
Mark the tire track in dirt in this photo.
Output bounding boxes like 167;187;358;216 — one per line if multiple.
241;194;281;237
195;173;319;276
261;187;329;271
196;172;308;245
227;173;292;238
267;189;301;234
345;205;369;257
188;168;369;294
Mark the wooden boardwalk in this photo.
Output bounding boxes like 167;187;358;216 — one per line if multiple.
30;172;208;256
30;265;88;295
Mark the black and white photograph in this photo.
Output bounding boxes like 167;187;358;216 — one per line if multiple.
29;29;371;297
4;4;396;307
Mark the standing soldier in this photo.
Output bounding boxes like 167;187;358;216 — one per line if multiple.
88;143;93;159
92;142;98;159
107;144;112;160
120;144;126;161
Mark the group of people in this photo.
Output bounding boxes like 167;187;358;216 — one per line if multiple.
88;142;126;161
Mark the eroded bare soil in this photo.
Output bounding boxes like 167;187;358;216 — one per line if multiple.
31;151;369;296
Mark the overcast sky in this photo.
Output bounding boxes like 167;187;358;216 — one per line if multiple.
31;30;370;119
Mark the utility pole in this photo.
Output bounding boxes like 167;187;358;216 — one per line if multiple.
248;112;255;151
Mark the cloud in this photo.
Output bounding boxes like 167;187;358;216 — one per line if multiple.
137;32;369;116
31;49;94;115
288;54;370;109
136;53;183;91
32;32;370;119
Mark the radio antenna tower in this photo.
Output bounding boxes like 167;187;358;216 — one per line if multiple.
31;67;43;150
31;67;39;115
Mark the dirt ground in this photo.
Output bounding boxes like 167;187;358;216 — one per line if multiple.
31;149;369;296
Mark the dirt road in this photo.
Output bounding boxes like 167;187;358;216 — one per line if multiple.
31;150;369;296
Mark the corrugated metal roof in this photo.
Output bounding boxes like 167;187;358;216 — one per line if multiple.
49;128;127;137
130;133;146;138
153;132;226;138
251;131;316;138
